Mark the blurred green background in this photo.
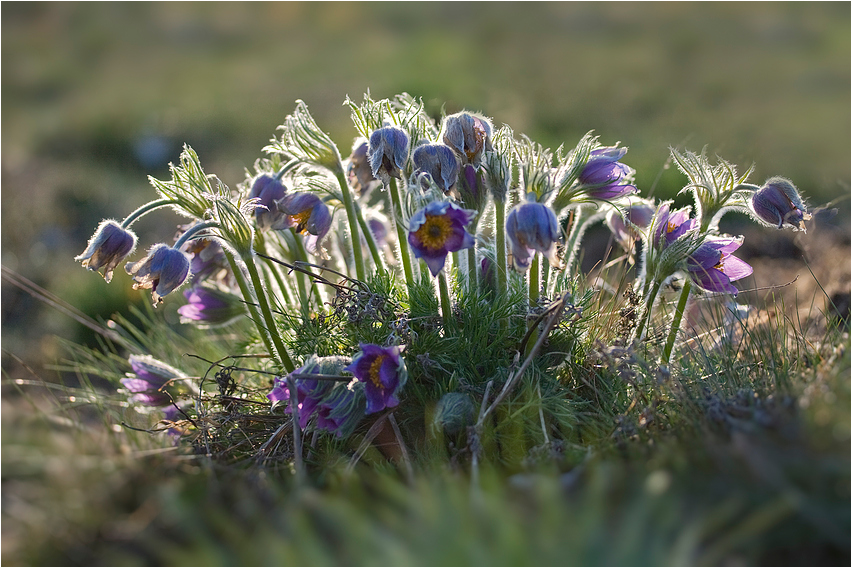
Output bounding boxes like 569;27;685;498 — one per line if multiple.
2;2;850;374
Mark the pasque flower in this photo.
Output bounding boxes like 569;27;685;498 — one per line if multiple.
121;355;187;409
652;202;697;249
605;198;655;251
686;237;753;295
408;200;476;277
412;143;460;194
248;173;288;231
441;112;492;167
505;201;561;272
177;285;244;327
277;192;333;255
315;385;367;438
125;244;191;305
75;220;137;282
368;125;409;182
577;146;637;200
347;139;378;195
749;177;810;231
344;343;407;414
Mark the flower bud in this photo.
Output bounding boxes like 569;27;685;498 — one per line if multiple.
441;112;493;167
749;177;810;232
368;125;409;183
177;285;245;327
505;201;561;272
120;355;189;409
412;143;460;195
432;392;476;435
125;244;191;305
75;220;137;283
605;198;655;251
277;191;333;256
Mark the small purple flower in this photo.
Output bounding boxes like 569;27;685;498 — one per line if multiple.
315;385;367;438
75;220;137;283
125;244;191;305
344;343;407;414
248;173;288;231
184;237;229;284
505;201;561;272
268;372;333;430
277;192;333;256
441;112;492;166
686;237;753;295
368;126;409;182
749;177;810;231
578;147;638;200
177;286;244;327
412;143;460;194
121;355;187;408
408;200;476;277
347;140;378;195
652;203;697;249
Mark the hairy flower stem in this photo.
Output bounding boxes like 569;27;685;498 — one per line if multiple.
333;169;366;281
437;271;453;325
286;375;305;484
225;252;276;362
634;279;662;342
662;279;692;363
256;237;293;306
241;252;296;373
467;245;478;292
173;220;220;251
120;198;180;229
354;201;386;273
291;230;325;315
526;254;541;357
386;178;414;288
494;199;508;292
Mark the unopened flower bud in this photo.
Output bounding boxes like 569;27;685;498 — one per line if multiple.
368;125;409;183
75;220;137;283
125;244;191;305
749;177;810;232
506;201;561;272
347;139;378;195
441;112;493;167
412;143;460;195
248;173;288;231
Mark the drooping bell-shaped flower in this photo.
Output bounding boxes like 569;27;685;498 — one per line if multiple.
344;343;407;414
412;143;460;195
125;244;191;305
248;173;288;231
441;111;493;167
408;200;476;277
75;220;137;283
120;355;187;409
505;201;561;272
368;125;409;183
651;202;697;249
577;146;638;201
749;177;810;232
177;285;244;327
686;237;753;296
277;192;333;256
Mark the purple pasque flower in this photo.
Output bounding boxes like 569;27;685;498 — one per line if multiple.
344;343;407;414
75;220;137;283
125;244;191;305
505;201;561;272
315;384;367;438
412;143;460;195
347;139;378;195
686;237;753;295
749;177;810;231
277;192;333;255
408;200;476;277
441;111;492;166
268;373;334;430
121;354;187;408
605;198;655;250
177;285;244;327
652;202;697;249
578;146;638;200
368;125;409;182
184;236;229;284
248;173;288;231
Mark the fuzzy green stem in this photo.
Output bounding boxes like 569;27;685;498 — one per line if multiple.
526;254;541;357
120;198;180;229
662;279;692;363
494;199;508;292
242;253;296;373
292;230;324;314
354;201;386;272
387;178;414;288
225;252;276;362
174;220;220;251
634;278;662;342
467;245;478;292
333;169;366;281
256;236;293;307
438;271;453;325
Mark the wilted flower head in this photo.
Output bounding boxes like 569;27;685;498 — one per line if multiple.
408;200;476;277
121;355;187;409
652;202;697;249
412;143;460;194
749;176;810;232
248;173;288;231
441;112;492;167
577;146;637;200
75;220;137;283
277;192;333;255
177;285;244;327
686;237;753;295
368;125;409;182
506;201;561;272
344;343;407;414
605;198;655;251
347;139;378;194
125;244;191;305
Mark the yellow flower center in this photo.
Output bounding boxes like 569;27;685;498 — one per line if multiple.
290;210;312;233
368;355;386;388
415;214;453;251
666;221;678;234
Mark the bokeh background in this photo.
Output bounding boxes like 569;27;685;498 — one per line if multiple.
2;2;849;391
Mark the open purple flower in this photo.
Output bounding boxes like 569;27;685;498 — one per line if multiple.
344;343;407;414
121;355;187;409
652;203;697;249
248;173;288;231
125;244;191;305
578;147;637;200
277;192;333;256
505;201;561;272
75;220;137;283
178;286;244;327
408;200;476;277
686;237;753;295
441;112;492;167
268;369;334;430
749;177;810;231
412;143;460;194
368;125;409;182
